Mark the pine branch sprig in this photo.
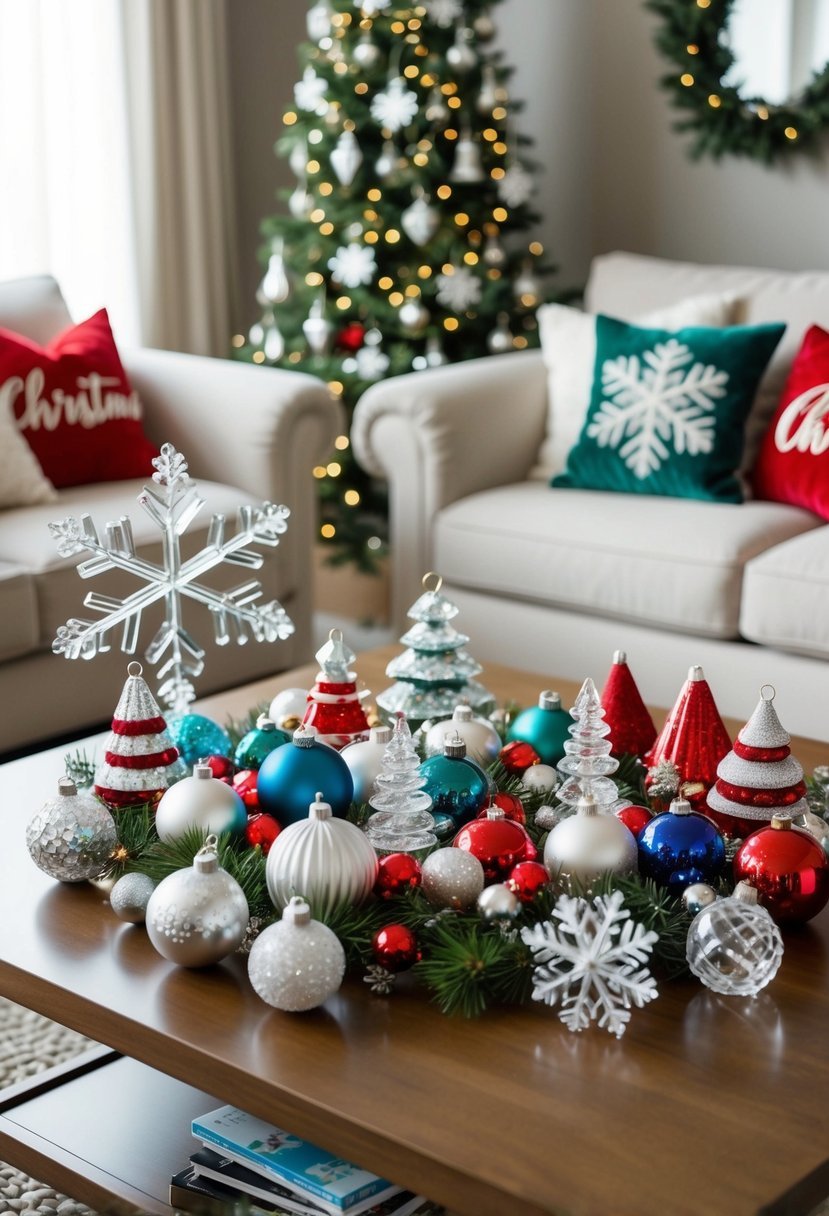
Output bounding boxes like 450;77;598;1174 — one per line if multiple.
129;828;271;920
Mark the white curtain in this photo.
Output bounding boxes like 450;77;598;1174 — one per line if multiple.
0;0;237;356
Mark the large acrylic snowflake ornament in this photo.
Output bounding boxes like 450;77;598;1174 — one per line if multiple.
371;77;419;132
328;242;377;289
521;890;659;1038
50;444;295;713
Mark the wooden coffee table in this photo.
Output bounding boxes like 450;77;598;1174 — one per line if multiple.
1;648;829;1216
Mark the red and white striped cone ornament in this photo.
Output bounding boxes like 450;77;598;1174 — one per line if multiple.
94;662;182;810
301;628;370;750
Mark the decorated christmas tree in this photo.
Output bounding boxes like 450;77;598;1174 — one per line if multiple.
377;571;493;727
236;0;547;568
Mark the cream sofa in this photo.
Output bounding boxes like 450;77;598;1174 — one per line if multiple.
353;252;829;741
0;276;342;753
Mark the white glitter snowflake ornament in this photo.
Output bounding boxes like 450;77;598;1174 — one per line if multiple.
328;242;377;288
436;266;483;312
498;163;534;207
521;890;659;1038
354;330;390;380
364;964;396;995
294;66;328;116
354;0;391;14
371;77;419;132
50;445;294;713
424;0;464;26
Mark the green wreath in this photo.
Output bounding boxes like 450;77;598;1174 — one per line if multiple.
646;0;829;161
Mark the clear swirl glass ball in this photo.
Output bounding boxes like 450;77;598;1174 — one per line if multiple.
686;888;784;997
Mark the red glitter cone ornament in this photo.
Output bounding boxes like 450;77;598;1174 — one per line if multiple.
302;628;370;750
94;663;181;810
600;650;657;758
645;665;730;807
707;685;808;839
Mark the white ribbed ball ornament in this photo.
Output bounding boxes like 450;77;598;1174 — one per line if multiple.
544;795;638;887
424;704;501;766
265;792;378;919
248;896;345;1012
341;725;393;804
154;764;246;842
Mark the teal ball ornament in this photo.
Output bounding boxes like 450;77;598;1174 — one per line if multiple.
168;713;232;767
257;727;354;825
420;734;489;828
507;691;571;766
233;713;290;770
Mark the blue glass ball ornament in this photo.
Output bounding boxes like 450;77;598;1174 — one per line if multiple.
167;713;232;767
257;727;354;826
638;797;725;897
233;714;290;771
420;735;489;829
506;691;571;767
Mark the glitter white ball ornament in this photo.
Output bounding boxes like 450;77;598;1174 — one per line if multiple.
341;725;393;804
544;795;638;887
26;777;117;883
477;883;520;920
421;847;485;910
521;764;559;796
424;704;501;766
249;896;345;1011
145;835;249;967
110;872;156;923
686;881;784;997
269;686;310;729
154;764;246;843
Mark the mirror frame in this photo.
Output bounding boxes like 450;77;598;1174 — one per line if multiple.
646;0;829;161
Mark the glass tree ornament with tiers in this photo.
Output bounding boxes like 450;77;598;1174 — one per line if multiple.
377;572;493;729
556;678;622;815
367;712;437;855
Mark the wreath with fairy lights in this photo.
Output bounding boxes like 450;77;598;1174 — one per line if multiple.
646;0;829;161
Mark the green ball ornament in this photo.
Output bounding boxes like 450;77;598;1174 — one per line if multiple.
507;691;571;767
233;713;290;770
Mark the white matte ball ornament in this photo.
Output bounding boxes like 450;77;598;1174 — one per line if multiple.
341;725;393;805
421;847;485;910
266;793;378;919
424;704;501;766
521;764;559;796
145;835;249;967
110;872;156;923
269;687;311;729
26;777;117;883
544;795;638;887
248;896;345;1012
154;764;246;843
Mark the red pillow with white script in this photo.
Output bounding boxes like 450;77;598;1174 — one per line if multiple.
0;309;158;489
753;324;829;518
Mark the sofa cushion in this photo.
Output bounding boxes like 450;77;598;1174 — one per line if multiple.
741;529;829;658
0;562;38;662
434;484;820;639
0;479;292;652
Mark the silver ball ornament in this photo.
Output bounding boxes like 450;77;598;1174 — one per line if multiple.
145;835;249;968
521;764;559;796
154;764;246;843
424;705;501;766
473;12;496;40
26;777;117;883
543;796;638;887
681;882;718;917
341;725;393;804
447;30;477;73
248;896;345;1012
269;686;309;730
793;808;829;857
421;847;485;910
477;883;520;920
352;34;381;69
110;872;156;923
398;299;430;334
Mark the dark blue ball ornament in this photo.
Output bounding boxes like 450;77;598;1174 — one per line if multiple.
638;797;725;897
256;728;354;825
167;713;232;767
233;714;290;770
420;734;489;828
506;691;571;767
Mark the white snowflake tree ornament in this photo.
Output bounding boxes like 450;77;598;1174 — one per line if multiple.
354;0;391;14
371;77;419;132
424;0;464;26
521;890;659;1038
589;339;728;479
328;242;377;288
50;445;295;713
497;164;534;207
436;266;483;312
294;66;328;116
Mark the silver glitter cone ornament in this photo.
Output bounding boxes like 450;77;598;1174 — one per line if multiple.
26;776;117;883
248;896;345;1012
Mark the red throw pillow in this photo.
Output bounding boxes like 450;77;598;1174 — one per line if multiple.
0;309;158;488
753;324;829;518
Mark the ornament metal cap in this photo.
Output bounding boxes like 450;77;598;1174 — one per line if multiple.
193;764;214;781
486;807;506;821
293;726;316;748
688;665;705;681
309;792;333;821
283;896;312;926
669;797;693;816
369;725;393;745
575;796;599;818
612;650;627;665
193;834;220;874
771;813;793;831
453;705;473;722
539;690;561;710
58;776;78;797
443;732;467;759
733;880;759;905
256;713;277;732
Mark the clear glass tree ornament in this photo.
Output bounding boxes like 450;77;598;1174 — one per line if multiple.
686;881;784;997
366;713;437;855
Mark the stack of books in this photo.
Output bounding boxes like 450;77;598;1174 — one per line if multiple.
170;1103;432;1216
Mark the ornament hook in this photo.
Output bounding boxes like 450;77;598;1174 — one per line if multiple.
329;627;343;643
760;684;776;702
422;571;443;592
127;661;143;678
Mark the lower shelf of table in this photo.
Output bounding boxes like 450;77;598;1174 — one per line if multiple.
0;1047;219;1215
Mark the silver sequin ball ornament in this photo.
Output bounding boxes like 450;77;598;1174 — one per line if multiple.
26;776;117;882
110;872;157;923
421;847;485;910
248;896;345;1012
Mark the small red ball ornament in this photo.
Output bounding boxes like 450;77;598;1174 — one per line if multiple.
245;813;281;854
506;860;549;903
335;321;366;352
615;803;653;838
374;853;422;899
233;769;260;811
478;791;526;824
371;924;421;972
201;753;236;782
499;740;541;775
734;814;829;924
453;808;538;883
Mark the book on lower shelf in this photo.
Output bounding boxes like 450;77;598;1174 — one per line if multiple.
189;1104;423;1216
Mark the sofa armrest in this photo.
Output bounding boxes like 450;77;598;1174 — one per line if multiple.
352;349;547;625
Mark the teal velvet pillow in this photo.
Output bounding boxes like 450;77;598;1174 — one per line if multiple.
552;315;786;502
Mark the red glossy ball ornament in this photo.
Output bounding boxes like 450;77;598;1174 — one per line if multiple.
374;853;422;899
232;769;260;812
336;321;366;352
506;860;550;904
615;803;653;838
454;808;538;883
734;814;829;924
245;813;281;854
201;753;236;782
499;740;541;775
479;791;526;824
371;924;421;972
